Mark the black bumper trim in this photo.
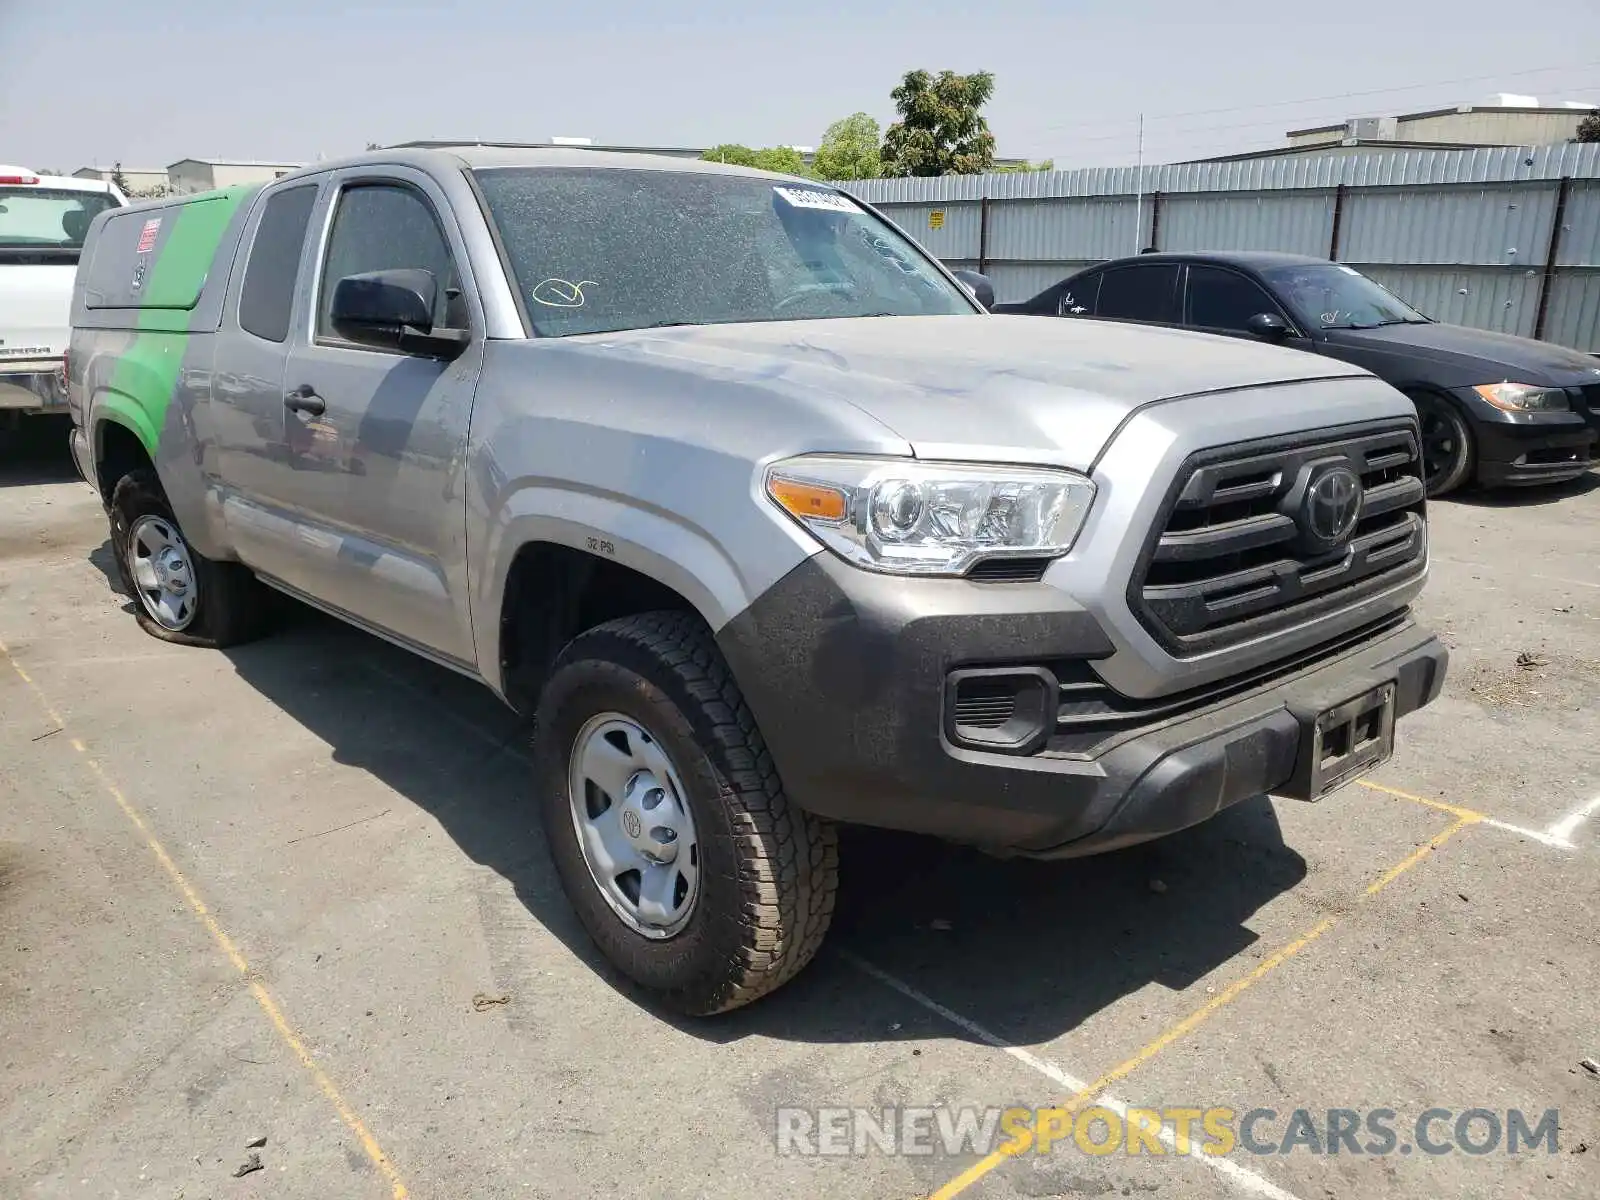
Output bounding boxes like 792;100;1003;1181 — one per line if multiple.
1472;413;1596;487
718;554;1447;858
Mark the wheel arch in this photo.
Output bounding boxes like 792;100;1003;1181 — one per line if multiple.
493;537;714;714
1401;384;1476;495
92;413;155;503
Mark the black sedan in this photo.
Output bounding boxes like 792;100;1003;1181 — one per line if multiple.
993;251;1600;496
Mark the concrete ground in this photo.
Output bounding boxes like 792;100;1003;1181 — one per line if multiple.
1;413;1596;1200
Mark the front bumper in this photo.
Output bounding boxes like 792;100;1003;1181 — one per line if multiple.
717;554;1447;858
0;364;68;413
1458;389;1596;486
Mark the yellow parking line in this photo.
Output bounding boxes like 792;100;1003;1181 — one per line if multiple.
1;638;410;1200
927;815;1478;1200
1357;778;1484;821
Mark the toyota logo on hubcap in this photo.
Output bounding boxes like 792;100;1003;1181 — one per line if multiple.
621;809;643;839
1302;465;1364;548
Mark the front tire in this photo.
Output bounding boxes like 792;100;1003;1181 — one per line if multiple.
534;611;839;1015
1410;392;1474;498
108;470;272;648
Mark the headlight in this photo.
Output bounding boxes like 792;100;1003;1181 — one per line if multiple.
764;455;1096;576
1472;382;1569;412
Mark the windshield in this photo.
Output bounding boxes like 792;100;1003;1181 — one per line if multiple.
1261;262;1429;330
473;167;976;336
0;187;118;251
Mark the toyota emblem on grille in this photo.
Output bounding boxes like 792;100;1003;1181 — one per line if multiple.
1303;466;1364;546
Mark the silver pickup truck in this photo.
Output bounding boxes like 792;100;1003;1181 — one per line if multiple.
68;147;1447;1014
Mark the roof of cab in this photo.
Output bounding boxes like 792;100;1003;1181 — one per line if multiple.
267;145;813;185
1101;250;1334;271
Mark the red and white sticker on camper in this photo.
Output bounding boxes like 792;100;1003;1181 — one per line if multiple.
135;218;161;254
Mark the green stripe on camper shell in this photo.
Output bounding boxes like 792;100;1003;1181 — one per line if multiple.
103;185;255;456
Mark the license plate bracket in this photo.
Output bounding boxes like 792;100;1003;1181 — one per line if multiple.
1282;681;1396;801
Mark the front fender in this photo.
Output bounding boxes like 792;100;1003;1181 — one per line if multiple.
474;479;818;697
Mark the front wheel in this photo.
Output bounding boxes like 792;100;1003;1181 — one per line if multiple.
1410;392;1474;498
535;611;839;1015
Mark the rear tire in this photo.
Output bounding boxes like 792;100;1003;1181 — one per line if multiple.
1409;391;1474;498
108;470;272;648
534;611;838;1015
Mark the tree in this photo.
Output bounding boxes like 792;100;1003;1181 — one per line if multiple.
881;69;997;177
993;158;1054;174
1577;112;1600;143
110;162;132;194
700;144;811;175
813;113;882;181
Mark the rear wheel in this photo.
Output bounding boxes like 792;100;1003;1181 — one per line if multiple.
1409;392;1474;498
108;470;272;647
535;611;838;1015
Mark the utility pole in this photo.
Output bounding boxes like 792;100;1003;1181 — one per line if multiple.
1133;113;1145;255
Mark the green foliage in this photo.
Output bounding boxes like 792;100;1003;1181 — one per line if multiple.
701;144;762;168
110;162;132;195
700;144;812;175
752;146;810;175
813;113;883;181
993;158;1054;174
881;69;997;177
1577;112;1600;143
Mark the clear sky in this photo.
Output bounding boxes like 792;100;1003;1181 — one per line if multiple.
3;0;1597;173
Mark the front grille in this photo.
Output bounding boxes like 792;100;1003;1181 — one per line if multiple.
1129;422;1427;656
1045;611;1411;757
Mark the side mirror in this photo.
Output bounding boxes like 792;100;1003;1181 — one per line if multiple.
951;269;996;311
1246;311;1292;341
329;269;468;358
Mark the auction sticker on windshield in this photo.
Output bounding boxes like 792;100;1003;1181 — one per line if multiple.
773;186;859;213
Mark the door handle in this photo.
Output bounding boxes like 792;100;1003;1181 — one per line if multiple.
284;384;326;416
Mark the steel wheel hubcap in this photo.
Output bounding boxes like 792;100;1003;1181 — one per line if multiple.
567;713;699;939
127;515;198;631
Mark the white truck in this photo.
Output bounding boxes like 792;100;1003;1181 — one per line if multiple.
0;166;124;436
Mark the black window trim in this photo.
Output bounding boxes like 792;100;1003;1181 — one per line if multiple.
1180;261;1304;338
311;174;473;357
237;181;320;345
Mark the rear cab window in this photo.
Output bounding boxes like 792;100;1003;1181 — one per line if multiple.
0;180;118;265
239;184;319;342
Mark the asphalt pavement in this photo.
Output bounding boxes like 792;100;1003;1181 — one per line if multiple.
2;415;1596;1200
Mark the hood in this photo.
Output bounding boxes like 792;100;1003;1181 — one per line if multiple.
568;315;1372;468
0;263;74;363
1325;320;1600;386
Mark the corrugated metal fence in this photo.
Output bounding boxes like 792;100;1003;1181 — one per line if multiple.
842;144;1600;351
